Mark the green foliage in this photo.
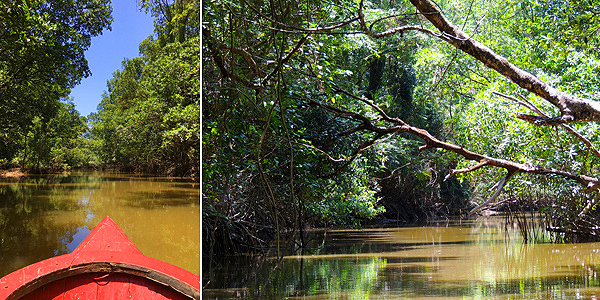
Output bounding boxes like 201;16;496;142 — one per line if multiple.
303;157;386;227
89;2;199;176
15;98;92;169
139;0;200;45
442;0;600;236
0;0;112;160
201;0;475;238
522;0;600;50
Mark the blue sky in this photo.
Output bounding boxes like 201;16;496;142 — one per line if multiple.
69;1;155;117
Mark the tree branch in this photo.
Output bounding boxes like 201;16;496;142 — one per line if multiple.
296;142;346;162
222;44;266;77
444;160;488;180
242;0;359;34
203;26;262;91
357;0;600;123
406;0;600;123
332;132;386;175
307;89;600;198
262;35;310;85
358;0;443;39
492;91;600;160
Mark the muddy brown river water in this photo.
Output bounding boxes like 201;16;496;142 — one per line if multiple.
0;171;199;277
204;218;600;299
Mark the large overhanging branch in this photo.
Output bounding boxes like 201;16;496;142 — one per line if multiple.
217;0;600;123
359;0;600;123
210;0;600;215
409;0;600;123
354;0;600;214
326;87;598;190
308;90;600;211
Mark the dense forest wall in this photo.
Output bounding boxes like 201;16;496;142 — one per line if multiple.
0;0;200;177
89;0;200;177
0;0;111;169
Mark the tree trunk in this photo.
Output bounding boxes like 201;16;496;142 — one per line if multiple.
408;0;600;124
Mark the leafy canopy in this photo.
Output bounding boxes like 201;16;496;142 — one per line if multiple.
0;0;112;160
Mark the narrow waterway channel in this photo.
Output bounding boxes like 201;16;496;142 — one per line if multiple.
204;218;600;299
0;171;200;277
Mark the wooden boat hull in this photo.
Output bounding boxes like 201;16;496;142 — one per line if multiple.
0;216;200;300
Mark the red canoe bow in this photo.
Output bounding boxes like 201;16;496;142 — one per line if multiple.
0;216;200;300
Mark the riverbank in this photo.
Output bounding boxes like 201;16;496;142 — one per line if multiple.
0;168;26;178
0;165;198;179
0;166;92;178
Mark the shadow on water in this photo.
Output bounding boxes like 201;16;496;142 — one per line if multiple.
125;190;199;208
203;218;600;299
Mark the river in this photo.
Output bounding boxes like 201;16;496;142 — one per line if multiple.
203;218;600;299
0;171;200;277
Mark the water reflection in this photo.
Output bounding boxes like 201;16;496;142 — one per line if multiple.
0;172;199;277
203;219;600;299
57;225;91;254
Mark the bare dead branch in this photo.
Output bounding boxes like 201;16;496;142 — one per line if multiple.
242;0;359;34
358;0;443;39
469;171;515;215
307;98;380;129
444;160;488;181
296;142;346;162
332;132;386;175
332;85;402;123
515;93;547;116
